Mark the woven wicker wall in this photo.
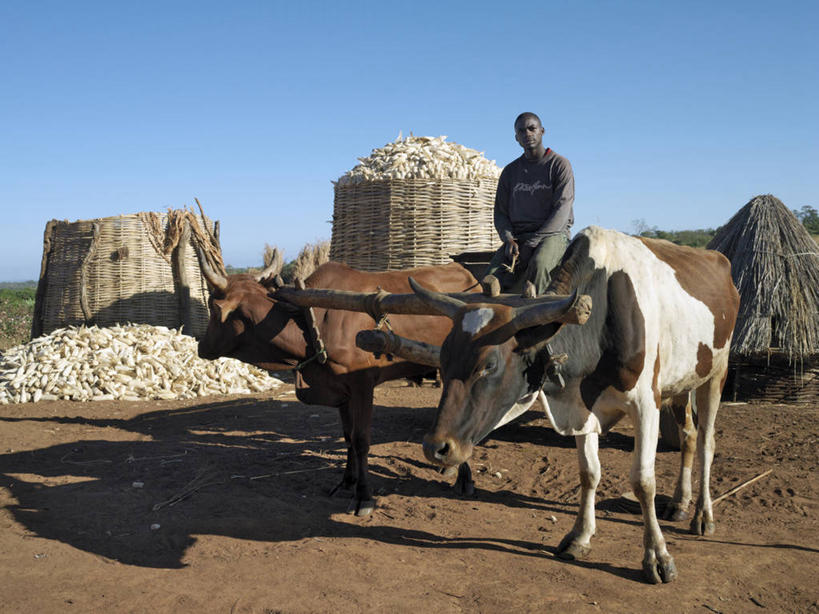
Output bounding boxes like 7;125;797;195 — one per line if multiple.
33;212;217;339
726;359;818;404
330;178;501;271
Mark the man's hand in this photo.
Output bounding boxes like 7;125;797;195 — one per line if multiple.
504;239;519;262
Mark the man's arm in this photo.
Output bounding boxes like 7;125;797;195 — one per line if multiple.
526;157;574;245
493;167;516;244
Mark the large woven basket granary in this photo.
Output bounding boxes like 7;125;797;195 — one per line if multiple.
329;136;502;271
31;210;221;339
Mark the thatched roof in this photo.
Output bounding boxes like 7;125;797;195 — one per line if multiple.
707;194;819;361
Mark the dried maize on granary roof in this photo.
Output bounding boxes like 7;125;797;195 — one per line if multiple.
330;135;503;271
32;209;223;339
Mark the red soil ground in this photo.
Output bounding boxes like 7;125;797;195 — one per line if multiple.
1;380;816;613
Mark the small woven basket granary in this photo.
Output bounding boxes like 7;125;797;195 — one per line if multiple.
32;209;222;339
330;136;502;271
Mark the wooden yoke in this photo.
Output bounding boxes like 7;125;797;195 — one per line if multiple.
355;330;441;367
272;286;592;323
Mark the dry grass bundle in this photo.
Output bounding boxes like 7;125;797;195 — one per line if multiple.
187;199;225;277
707;194;819;362
291;240;330;281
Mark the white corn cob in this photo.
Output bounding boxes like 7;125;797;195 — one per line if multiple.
335;135;501;186
0;324;283;403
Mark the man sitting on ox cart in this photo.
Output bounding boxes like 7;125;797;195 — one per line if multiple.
483;111;575;297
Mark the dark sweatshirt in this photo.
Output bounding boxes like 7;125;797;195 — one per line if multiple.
494;148;574;247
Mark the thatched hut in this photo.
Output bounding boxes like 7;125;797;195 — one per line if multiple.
707;194;819;402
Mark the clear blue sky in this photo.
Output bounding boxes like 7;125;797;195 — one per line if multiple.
2;1;817;281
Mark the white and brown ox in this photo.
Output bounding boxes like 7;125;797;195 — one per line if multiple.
407;226;739;583
196;258;480;516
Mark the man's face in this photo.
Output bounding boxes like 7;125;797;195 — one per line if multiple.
514;116;544;151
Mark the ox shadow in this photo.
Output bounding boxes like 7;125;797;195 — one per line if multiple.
0;396;687;582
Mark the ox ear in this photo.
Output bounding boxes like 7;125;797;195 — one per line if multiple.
213;297;241;323
514;322;564;351
408;277;467;319
258;273;284;290
254;252;284;286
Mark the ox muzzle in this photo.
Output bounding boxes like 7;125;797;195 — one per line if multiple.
422;431;474;468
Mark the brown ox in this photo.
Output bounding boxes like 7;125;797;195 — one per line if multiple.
404;227;739;583
196;259;478;515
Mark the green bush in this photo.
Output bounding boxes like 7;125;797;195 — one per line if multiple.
637;227;717;248
794;206;819;234
0;287;36;350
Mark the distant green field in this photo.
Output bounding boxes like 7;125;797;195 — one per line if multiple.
0;281;37;290
0;287;36;350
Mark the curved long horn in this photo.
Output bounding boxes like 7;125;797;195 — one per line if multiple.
408;277;467;319
254;261;282;284
255;247;284;283
195;245;228;292
509;291;591;334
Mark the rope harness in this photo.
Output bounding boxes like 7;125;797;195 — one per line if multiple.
295;347;328;371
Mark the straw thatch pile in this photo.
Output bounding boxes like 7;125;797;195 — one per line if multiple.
290;240;330;281
330;136;502;271
707;194;819;402
32;207;223;340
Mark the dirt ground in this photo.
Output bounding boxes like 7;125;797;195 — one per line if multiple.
0;379;816;613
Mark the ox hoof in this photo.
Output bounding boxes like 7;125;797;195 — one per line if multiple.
348;498;376;517
453;463;475;497
454;477;475;497
690;512;715;536
642;554;677;584
556;532;592;561
663;502;690;522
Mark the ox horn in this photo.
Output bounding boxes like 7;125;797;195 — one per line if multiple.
510;291;591;334
408;277;466;319
254;262;282;285
255;247;284;284
195;244;228;292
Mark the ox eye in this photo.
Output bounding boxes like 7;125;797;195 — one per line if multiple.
477;358;497;378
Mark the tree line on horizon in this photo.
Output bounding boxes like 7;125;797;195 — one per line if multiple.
633;205;818;248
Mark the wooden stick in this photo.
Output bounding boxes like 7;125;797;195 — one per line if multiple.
32;219;56;339
79;222;100;324
172;222;192;334
60;451;112;466
152;471;224;511
713;469;773;506
194;197;218;246
232;464;335;481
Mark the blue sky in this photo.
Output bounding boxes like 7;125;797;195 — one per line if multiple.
1;1;817;281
